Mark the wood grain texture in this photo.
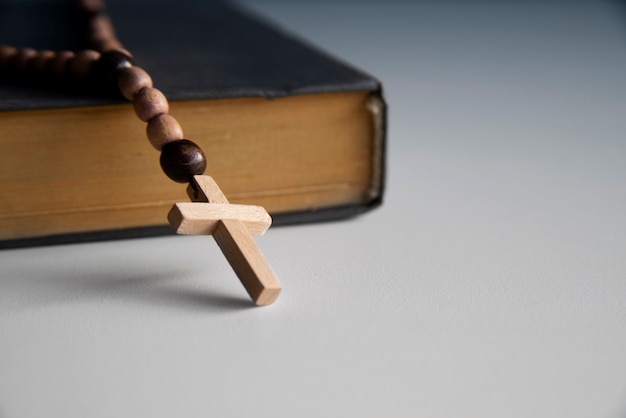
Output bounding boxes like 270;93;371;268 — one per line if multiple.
117;66;153;101
132;87;168;121
188;175;229;204
146;114;183;150
213;218;281;306
167;202;270;236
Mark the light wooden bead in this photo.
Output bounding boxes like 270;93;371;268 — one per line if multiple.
146;114;184;150
0;45;18;68
117;66;153;101
133;87;169;122
69;49;101;77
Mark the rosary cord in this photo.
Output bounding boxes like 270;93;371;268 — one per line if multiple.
0;0;208;184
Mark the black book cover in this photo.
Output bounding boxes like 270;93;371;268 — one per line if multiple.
1;1;382;108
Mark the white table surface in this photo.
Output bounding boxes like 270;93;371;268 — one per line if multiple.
2;1;626;417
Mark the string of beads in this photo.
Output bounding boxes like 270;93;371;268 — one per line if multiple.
0;0;207;184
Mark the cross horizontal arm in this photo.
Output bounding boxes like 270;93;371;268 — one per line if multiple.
168;202;271;236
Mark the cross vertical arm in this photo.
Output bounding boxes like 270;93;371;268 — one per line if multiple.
214;218;281;305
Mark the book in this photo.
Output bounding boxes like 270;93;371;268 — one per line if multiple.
0;1;386;248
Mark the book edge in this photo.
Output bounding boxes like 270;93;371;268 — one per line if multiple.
0;199;382;249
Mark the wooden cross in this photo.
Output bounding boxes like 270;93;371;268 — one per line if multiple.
167;175;281;306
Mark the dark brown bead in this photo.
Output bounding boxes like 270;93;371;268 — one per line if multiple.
88;15;115;46
47;51;76;77
95;49;134;87
9;48;37;71
0;45;18;69
79;0;107;15
28;50;55;74
160;139;207;183
97;49;133;73
69;49;101;78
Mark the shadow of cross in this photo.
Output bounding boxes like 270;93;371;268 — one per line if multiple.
167;175;281;306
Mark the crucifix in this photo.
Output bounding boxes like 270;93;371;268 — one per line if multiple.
167;175;282;306
1;1;286;305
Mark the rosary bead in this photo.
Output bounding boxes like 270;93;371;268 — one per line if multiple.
79;0;107;15
117;66;152;100
100;40;125;53
160;139;207;183
28;50;56;74
9;48;37;72
48;51;76;77
0;45;18;68
133;87;169;122
68;49;101;78
88;15;115;46
146;114;184;150
99;49;134;73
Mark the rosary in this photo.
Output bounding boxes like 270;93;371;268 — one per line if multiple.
0;0;282;306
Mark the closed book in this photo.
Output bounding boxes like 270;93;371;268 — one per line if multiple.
0;0;386;247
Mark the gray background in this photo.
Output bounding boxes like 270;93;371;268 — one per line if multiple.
2;1;626;416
